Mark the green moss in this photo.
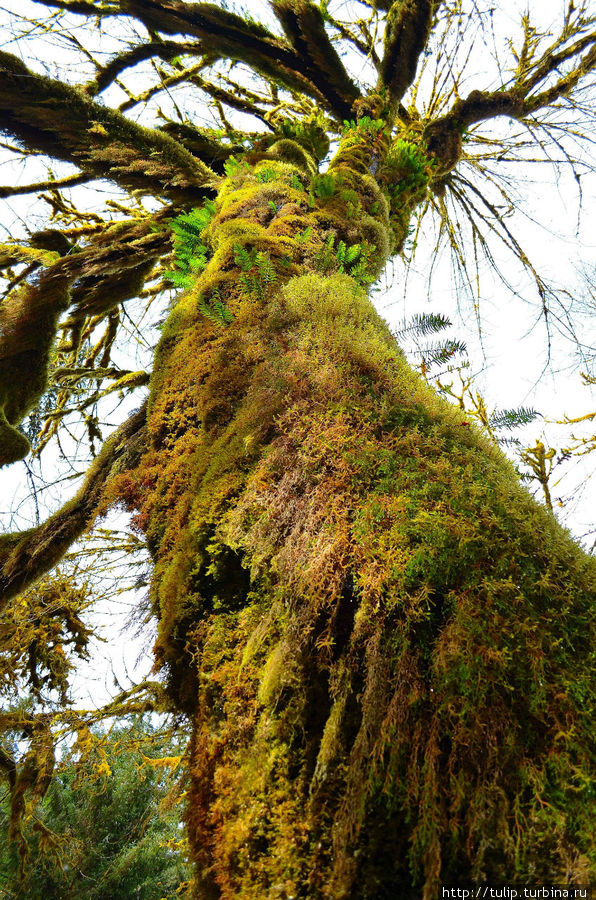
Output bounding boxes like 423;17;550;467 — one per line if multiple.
0;406;30;467
264;138;317;176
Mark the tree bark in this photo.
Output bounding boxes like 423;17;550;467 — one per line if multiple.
111;130;596;897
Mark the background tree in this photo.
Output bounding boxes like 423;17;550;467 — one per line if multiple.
1;1;596;897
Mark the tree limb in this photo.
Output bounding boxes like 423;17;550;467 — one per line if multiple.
270;0;360;117
378;0;436;110
30;0;120;14
0;172;90;199
86;39;206;96
0;221;169;466
0;50;216;203
0;404;147;607
117;0;358;119
423;30;596;175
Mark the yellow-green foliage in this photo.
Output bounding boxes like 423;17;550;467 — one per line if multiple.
0;572;93;704
113;146;596;898
378;133;435;250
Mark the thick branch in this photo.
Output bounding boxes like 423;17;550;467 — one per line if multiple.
0;222;169;465
424;38;596;176
118;0;357;119
0;269;70;467
378;0;435;110
159;122;243;168
424;23;596;167
0;404;146;606
0;50;216;203
270;0;360;116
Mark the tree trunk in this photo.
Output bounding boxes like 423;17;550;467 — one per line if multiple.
112;129;596;898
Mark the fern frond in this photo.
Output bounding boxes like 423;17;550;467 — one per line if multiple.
489;407;541;430
394;312;452;339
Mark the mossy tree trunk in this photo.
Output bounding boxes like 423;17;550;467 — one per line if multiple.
108;124;596;897
2;4;596;896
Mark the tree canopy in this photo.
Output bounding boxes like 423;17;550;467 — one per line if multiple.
1;1;596;897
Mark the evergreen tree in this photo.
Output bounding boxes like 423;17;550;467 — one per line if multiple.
0;719;190;899
1;2;596;896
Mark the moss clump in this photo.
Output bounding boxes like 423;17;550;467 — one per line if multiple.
264;138;317;176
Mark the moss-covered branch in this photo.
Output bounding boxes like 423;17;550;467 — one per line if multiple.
118;0;359;119
158;122;242;169
0;221;169;465
0;405;146;606
0;172;90;199
0;269;71;468
85;39;205;96
30;0;120;14
0;50;216;203
270;0;360;116
423;25;596;173
378;0;435;110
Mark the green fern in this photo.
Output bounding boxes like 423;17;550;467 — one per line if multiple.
195;287;233;325
165;201;216;291
311;173;336;199
234;245;277;299
296;226;312;244
223;155;245;176
255;167;278;184
420;339;467;367
341;117;384;137
313;236;376;285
